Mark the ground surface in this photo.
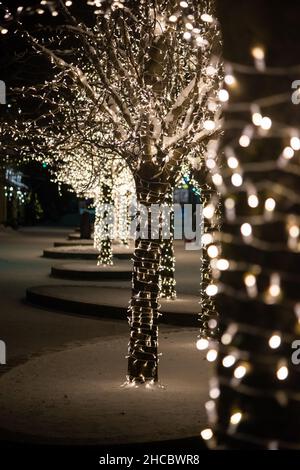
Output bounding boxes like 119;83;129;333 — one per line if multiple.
0;329;210;444
0;226;210;445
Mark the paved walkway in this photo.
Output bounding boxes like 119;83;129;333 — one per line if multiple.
0;329;210;445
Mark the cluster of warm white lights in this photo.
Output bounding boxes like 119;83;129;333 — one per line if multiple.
200;35;300;449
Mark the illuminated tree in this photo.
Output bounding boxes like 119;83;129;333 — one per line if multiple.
2;0;223;383
201;0;300;449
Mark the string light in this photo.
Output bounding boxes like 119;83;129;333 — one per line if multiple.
264;197;276;214
196;338;209;351
240;222;252;237
218;89;229;102
252;112;263;126
244;272;257;298
290;136;300;151
276;362;289;381
268;333;282;349
203;204;215;219
239;134;250;148
260;116;272;130
231;173;243;187
248;194;259;208
222;354;236;368
224;74;236;87
233;364;248;379
207;348;218;362
201;15;300;447
227;156;239;169
207;244;219;258
201;428;213;440
216;258;229;271
282;146;294;160
230;411;243;425
206;284;218;296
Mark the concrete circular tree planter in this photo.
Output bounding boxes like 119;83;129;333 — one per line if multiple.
43;245;133;260
26;286;200;327
53;239;93;247
51;261;132;281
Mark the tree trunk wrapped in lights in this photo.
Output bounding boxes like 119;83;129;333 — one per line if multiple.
127;179;168;384
201;0;300;449
94;168;114;266
159;190;176;300
2;0;223;383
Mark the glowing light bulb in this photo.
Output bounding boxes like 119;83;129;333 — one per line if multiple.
204;120;216;131
252;112;263;126
241;223;252;237
206;158;216;169
266;274;281;304
169;15;177;22
265;198;276;212
209;387;220;399
277;364;288;381
269;334;281;349
283;146;294;160
201;13;213;23
234;365;247;379
239;135;250;147
212;173;223;186
207;244;219;258
224;74;236;86
65;0;73;6
206;349;218;362
217;259;229;271
244;273;256;288
248;194;259;208
261;117;272;130
227;156;239;169
231;173;243;187
201;428;213;440
202;233;213;245
1;28;8;35
289;225;300;238
208;319;218;329
196;338;209;351
222;355;236;368
218;89;229;102
290;136;300;151
180;1;188;7
183;31;192;40
206;284;218;296
270;284;281;297
203;204;215;219
230;412;242;425
251;46;265;60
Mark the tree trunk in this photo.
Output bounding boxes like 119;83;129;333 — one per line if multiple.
94;169;113;266
127;185;163;384
159;191;176;300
